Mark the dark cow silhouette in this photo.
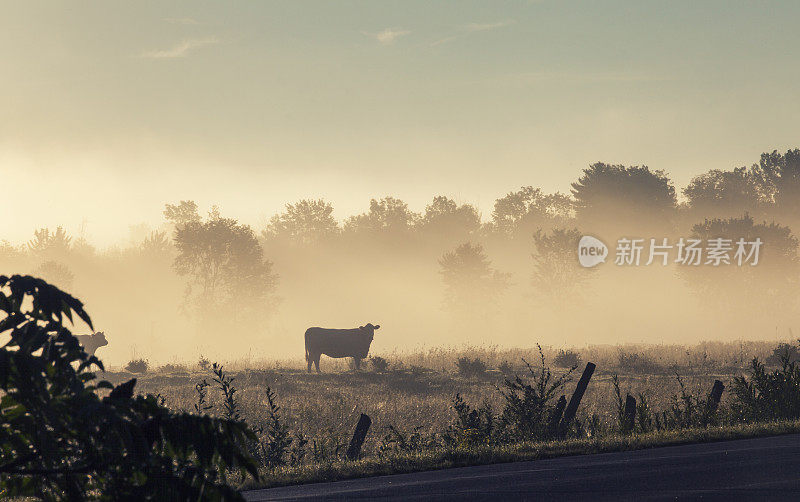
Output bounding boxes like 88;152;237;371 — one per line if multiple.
75;331;108;356
305;323;380;373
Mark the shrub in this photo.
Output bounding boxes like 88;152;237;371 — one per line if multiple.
617;350;663;374
198;354;211;371
554;349;581;368
765;342;800;366
125;358;149;374
212;362;240;421
159;362;188;373
444;393;495;446
456;356;487;378
497;346;576;442
0;274;258;500
498;360;514;376
732;353;800;422
370;356;390;373
251;387;292;469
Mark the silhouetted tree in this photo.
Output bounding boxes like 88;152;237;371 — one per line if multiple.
439;242;509;315
140;230;173;260
754;148;800;222
417;196;481;243
27;226;72;258
683;166;768;220
264;199;339;245
682;214;799;312
163;200;202;226
172;208;278;318
344;196;419;236
531;228;590;302
33;260;75;290
571;163;676;234
491;187;572;238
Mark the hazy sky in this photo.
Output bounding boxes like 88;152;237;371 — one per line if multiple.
2;1;799;246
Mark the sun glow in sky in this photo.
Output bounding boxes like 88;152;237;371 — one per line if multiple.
2;1;799;246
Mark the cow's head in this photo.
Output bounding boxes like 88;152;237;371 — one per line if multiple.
359;323;380;341
93;331;109;347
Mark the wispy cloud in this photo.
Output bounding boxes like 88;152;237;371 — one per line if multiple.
139;37;219;59
363;28;411;45
462;20;516;32
431;20;515;47
430;36;457;47
164;17;201;25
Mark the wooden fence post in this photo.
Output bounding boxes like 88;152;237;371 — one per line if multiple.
559;362;596;437
548;395;567;436
623;393;636;433
706;380;725;415
346;413;372;460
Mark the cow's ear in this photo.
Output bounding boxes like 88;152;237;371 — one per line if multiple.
359;325;364;329
374;325;380;330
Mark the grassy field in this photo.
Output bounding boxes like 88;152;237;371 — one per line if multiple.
100;340;792;489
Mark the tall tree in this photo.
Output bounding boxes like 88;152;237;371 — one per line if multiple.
417;196;481;243
531;228;591;303
682;214;799;312
754;148;800;222
491;187;572;238
439;242;509;316
344;196;419;236
163;200;201;226
683;166;769;220
264;199;339;245
571;163;676;235
172;208;278;318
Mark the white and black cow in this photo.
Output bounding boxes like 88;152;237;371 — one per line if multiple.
304;323;380;373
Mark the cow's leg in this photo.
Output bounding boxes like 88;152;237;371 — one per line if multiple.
307;356;313;373
314;354;321;373
353;357;361;371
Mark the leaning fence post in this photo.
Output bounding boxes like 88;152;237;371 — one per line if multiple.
623;393;636;433
548;395;567;436
706;380;725;415
346;413;372;460
559;362;596;437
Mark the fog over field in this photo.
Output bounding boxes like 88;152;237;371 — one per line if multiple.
2;160;799;367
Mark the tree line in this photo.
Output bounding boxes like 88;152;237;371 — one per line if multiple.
1;148;799;350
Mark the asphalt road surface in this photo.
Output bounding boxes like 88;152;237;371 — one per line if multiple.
244;434;800;501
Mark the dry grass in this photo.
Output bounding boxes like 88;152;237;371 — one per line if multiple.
101;340;783;459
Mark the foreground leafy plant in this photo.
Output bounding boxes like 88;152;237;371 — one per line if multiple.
0;275;258;501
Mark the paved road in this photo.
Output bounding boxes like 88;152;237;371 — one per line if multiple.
244;434;800;501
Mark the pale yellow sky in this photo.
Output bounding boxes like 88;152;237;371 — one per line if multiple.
2;1;799;246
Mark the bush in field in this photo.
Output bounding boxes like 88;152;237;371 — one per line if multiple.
617;350;663;374
497;347;576;442
498;360;514;376
159;362;188;373
379;425;439;454
732;353;800;422
250;387;293;469
554;349;581;368
456;356;488;378
369;356;390;373
125;358;149;374
444;394;496;446
765;342;800;366
0;275;258;500
198;354;211;371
